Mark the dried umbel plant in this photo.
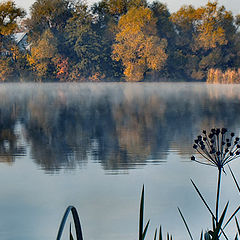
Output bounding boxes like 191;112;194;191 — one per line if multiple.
191;128;240;171
191;128;240;234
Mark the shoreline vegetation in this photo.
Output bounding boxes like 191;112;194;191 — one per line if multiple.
0;0;240;83
207;68;240;84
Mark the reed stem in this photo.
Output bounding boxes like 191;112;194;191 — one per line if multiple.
215;168;222;225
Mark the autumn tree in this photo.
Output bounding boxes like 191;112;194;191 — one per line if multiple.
91;0;148;80
112;6;167;81
171;1;237;80
27;29;59;80
0;1;25;81
0;1;25;36
26;0;75;80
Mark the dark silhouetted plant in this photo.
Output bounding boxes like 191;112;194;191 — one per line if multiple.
56;206;83;240
139;185;173;240
186;128;240;239
56;128;240;240
57;185;173;240
139;185;150;240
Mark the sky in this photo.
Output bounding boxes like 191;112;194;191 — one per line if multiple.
13;0;240;15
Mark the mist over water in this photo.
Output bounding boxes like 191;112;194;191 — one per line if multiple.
1;82;240;172
0;82;239;240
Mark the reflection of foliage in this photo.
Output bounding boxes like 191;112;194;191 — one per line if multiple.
0;96;25;163
1;84;240;172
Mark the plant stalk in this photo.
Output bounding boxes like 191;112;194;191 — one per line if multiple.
215;168;222;226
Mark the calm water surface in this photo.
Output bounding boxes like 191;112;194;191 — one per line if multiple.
0;83;239;240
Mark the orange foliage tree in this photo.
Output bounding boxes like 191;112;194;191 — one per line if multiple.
27;29;59;80
112;6;167;81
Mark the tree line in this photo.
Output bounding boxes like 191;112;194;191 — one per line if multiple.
0;0;240;82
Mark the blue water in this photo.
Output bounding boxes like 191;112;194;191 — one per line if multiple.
0;83;239;240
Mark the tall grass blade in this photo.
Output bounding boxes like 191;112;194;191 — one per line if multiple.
212;215;216;231
235;217;240;235
154;228;157;240
70;223;74;240
159;226;162;240
191;179;228;240
56;206;83;240
177;207;194;240
139;185;144;240
228;166;240;193
235;233;238;240
191;179;215;219
223;206;240;230
212;202;229;239
200;230;203;240
143;220;150;240
139;185;150;240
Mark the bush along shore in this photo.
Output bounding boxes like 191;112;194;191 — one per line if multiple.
56;128;240;240
0;0;240;82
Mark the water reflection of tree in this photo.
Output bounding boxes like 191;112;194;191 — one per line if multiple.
0;89;26;163
0;84;240;172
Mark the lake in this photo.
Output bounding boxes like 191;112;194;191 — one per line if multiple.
0;82;239;240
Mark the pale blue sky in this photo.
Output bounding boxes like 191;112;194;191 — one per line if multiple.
14;0;240;15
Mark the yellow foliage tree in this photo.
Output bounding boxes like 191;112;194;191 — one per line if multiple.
194;2;230;50
0;58;14;81
0;1;25;36
27;29;58;80
171;1;231;51
112;6;167;81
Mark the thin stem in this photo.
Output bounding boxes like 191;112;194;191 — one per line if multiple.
215;168;222;225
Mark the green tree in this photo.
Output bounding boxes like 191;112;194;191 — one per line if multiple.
93;0;147;19
150;2;175;43
65;2;108;80
27;0;72;42
112;6;167;81
150;1;177;79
